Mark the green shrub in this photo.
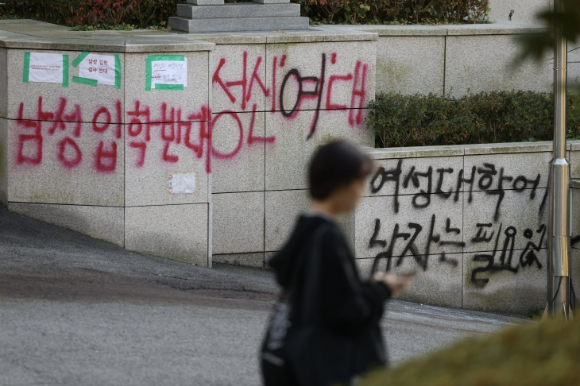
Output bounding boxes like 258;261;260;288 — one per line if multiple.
2;0;184;28
2;0;488;27
301;0;490;25
366;91;580;148
360;315;580;386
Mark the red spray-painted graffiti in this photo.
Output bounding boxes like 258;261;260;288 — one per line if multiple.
15;98;274;174
212;51;270;112
213;51;369;140
14;51;371;174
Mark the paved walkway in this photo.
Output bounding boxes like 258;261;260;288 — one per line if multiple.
0;208;524;386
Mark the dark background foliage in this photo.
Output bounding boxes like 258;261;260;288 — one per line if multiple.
366;91;580;148
300;0;489;25
0;0;488;27
1;0;184;28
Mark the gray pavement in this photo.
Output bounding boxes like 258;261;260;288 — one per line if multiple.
0;207;525;386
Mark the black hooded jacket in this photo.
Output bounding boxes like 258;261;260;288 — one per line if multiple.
269;213;391;338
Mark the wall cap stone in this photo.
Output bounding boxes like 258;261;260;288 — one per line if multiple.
0;20;378;48
347;20;545;37
172;33;268;44
570;141;580;151
354;25;448;36
364;145;464;159
264;28;378;43
0;18;544;49
363;141;580;160
0;20;215;52
463;142;554;155
180;26;378;44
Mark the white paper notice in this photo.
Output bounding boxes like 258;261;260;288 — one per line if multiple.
151;59;188;89
79;54;116;85
28;53;64;84
169;173;196;194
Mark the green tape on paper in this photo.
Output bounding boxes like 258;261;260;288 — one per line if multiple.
156;84;184;91
146;54;186;92
145;56;152;91
73;76;98;86
63;55;69;88
147;55;185;62
114;54;121;89
72;51;89;68
23;52;30;83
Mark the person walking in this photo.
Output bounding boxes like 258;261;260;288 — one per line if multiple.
261;140;411;386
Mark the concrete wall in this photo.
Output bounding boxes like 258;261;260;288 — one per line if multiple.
572;177;580;298
353;141;580;314
0;21;214;266
489;0;550;24
362;20;580;97
186;30;377;267
0;21;378;270
2;20;579;314
358;22;557;98
562;41;580;90
187;23;577;270
360;20;580;97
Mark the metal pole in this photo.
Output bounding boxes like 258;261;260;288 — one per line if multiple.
547;0;572;317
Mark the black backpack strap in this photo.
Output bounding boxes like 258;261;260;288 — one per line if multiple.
299;224;328;327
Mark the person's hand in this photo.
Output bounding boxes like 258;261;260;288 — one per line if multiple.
372;272;412;298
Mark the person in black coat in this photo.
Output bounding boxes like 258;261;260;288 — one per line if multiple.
261;140;411;386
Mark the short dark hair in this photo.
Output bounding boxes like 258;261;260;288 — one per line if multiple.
308;140;373;200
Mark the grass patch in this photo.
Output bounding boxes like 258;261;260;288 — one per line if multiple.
70;23;136;31
361;315;580;386
69;23;171;32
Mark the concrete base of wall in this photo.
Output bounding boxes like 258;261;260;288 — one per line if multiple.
213;253;265;268
8;203;125;247
7;202;211;266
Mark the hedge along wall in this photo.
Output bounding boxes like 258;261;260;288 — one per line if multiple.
0;0;545;27
4;0;490;27
366;91;580;148
299;0;489;25
1;0;184;28
352;141;580;314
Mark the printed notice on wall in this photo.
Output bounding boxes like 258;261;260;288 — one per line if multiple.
23;52;69;86
146;55;187;91
169;173;196;194
71;52;121;88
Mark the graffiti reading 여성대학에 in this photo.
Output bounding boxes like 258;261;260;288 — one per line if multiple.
369;160;542;221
